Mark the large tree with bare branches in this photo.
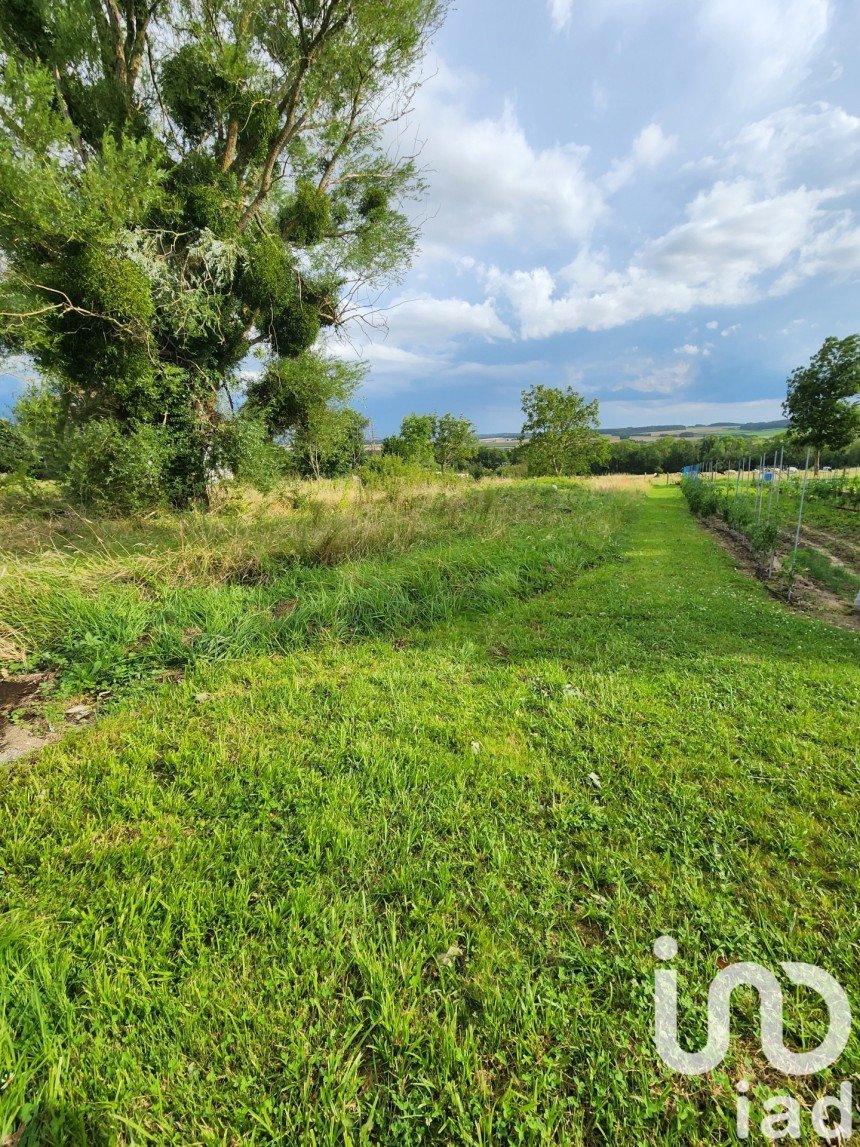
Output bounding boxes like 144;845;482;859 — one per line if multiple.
0;0;444;502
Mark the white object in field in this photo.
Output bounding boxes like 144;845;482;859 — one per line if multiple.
855;589;860;612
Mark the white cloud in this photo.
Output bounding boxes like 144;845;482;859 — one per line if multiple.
548;0;574;32
445;360;548;380
721;324;740;337
770;214;860;294
613;361;694;394
488;178;849;339
386;293;513;346
416;88;605;247
603;123;678;194
696;0;830;97
634;123;678;167
674;344;700;355
706;320;719;330
724;102;860;188
645;180;822;295
328;339;437;374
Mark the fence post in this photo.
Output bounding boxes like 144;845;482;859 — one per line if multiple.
787;448;812;603
766;445;785;578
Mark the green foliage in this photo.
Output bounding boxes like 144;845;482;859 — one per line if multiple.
360;452;431;488
794;547;860;598
0;418;37;474
383;413;437;467
520;384;609;476
469;445;512;477
601;429;860;475
433;412;479;471
10;383;66;479
245;352;364;439
63;421;169;515
383;412;479;471
237;230;294;312
160;43;233;143
292;406;368;479
0;0;446;506
279;181;332;246
213;416;287;492
783;335;860;468
271;299;321;357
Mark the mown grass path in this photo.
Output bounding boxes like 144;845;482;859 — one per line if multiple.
2;484;859;1145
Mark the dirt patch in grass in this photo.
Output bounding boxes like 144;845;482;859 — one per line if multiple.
0;673;59;764
799;525;860;569
0;673;49;718
701;517;860;633
0;672;98;765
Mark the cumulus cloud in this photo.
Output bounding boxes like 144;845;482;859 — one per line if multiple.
385;293;513;346
722;102;860;189
415;89;604;247
548;0;574;32
603;123;678;194
487;178;855;339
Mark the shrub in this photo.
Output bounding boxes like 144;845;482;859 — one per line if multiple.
360;454;431;490
212;416;287;492
64;421;169;514
0;418;38;475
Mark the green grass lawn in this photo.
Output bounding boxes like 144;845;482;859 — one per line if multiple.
2;484;860;1144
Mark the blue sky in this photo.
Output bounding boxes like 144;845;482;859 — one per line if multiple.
330;0;860;434
3;0;860;434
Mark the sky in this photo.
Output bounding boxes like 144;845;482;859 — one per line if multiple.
3;0;860;434
330;0;860;434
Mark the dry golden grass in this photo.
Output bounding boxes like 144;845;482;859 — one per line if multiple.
584;473;656;492
0;475;518;601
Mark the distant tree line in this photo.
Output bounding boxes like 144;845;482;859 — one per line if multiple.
2;335;859;508
597;432;860;476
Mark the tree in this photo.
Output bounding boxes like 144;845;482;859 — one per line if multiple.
0;0;446;504
783;336;860;475
291;405;366;479
382;413;437;466
432;413;478;471
519;385;608;476
382;411;478;471
471;445;510;474
245;351;366;478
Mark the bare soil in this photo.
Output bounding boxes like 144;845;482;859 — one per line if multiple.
0;671;83;764
702;517;860;633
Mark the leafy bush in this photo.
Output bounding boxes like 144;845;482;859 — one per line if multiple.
683;475;783;568
9;385;66;479
212;416;287;492
680;477;725;519
0;418;37;475
64;421;170;514
360;454;432;490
